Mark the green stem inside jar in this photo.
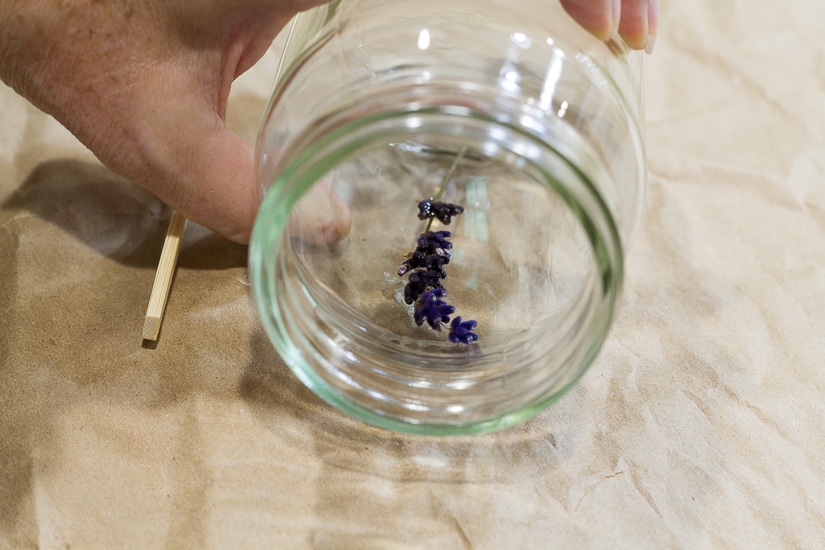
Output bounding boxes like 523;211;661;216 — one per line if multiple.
424;146;468;233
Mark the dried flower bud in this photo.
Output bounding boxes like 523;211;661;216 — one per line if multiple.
413;288;456;329
417;200;465;225
448;317;479;344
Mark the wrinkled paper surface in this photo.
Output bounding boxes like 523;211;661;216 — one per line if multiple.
2;1;824;547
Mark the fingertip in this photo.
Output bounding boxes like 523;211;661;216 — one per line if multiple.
288;180;353;247
618;0;649;51
560;0;617;41
163;126;259;244
226;226;253;245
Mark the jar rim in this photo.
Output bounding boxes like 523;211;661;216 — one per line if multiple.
250;87;624;435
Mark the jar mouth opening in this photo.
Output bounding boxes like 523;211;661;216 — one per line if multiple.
251;105;623;435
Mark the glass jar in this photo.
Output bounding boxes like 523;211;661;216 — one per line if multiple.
250;0;646;435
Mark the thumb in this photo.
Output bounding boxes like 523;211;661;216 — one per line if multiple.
143;118;259;244
148;119;353;247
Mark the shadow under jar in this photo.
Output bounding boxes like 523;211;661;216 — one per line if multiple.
250;0;646;435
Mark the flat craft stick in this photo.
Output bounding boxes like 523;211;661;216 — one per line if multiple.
142;210;187;341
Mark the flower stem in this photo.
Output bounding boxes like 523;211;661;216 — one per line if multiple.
425;147;468;232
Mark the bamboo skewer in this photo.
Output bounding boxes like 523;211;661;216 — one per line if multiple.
142;210;187;341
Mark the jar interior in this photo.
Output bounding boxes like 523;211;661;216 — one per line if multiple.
253;114;621;434
291;143;594;354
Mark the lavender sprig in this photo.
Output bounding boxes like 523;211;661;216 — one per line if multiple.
395;149;479;345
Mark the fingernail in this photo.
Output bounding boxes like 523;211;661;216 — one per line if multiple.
227;230;252;244
645;34;657;55
645;0;659;54
610;0;622;35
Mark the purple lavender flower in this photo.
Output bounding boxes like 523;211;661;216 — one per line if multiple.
397;250;449;277
403;269;444;304
417;231;453;256
413;288;456;329
395;191;479;345
417;199;465;225
448;317;479;344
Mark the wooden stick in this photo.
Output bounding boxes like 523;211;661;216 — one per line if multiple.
142;210;187;341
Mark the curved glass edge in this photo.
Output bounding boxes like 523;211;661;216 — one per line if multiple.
249;112;624;437
251;197;614;436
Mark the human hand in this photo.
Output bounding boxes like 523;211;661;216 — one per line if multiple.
561;0;658;53
0;0;331;243
0;1;655;245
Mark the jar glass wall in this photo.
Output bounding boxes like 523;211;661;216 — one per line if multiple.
250;0;646;435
